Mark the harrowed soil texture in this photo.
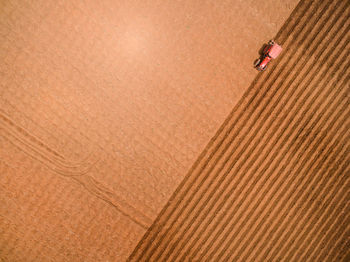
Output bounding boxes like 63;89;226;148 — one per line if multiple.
2;0;349;261
129;0;350;261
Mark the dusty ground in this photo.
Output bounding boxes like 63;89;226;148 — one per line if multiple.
129;0;350;261
3;0;339;261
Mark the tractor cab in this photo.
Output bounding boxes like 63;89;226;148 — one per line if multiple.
255;40;283;71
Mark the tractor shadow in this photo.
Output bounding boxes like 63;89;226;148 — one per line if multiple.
258;43;268;56
253;43;268;68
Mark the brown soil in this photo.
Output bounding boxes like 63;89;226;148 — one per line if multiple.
128;0;350;261
6;0;348;261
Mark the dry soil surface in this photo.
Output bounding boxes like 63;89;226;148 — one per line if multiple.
129;0;350;261
2;0;334;261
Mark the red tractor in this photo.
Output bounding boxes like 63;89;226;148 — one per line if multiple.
254;40;282;71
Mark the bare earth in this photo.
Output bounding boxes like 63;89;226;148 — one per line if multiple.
129;0;350;261
3;0;348;261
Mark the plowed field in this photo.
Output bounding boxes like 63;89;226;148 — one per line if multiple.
129;0;350;261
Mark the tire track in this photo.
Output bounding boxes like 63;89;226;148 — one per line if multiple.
0;108;153;230
2;130;152;229
0;125;99;176
0;96;177;216
0;111;65;160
